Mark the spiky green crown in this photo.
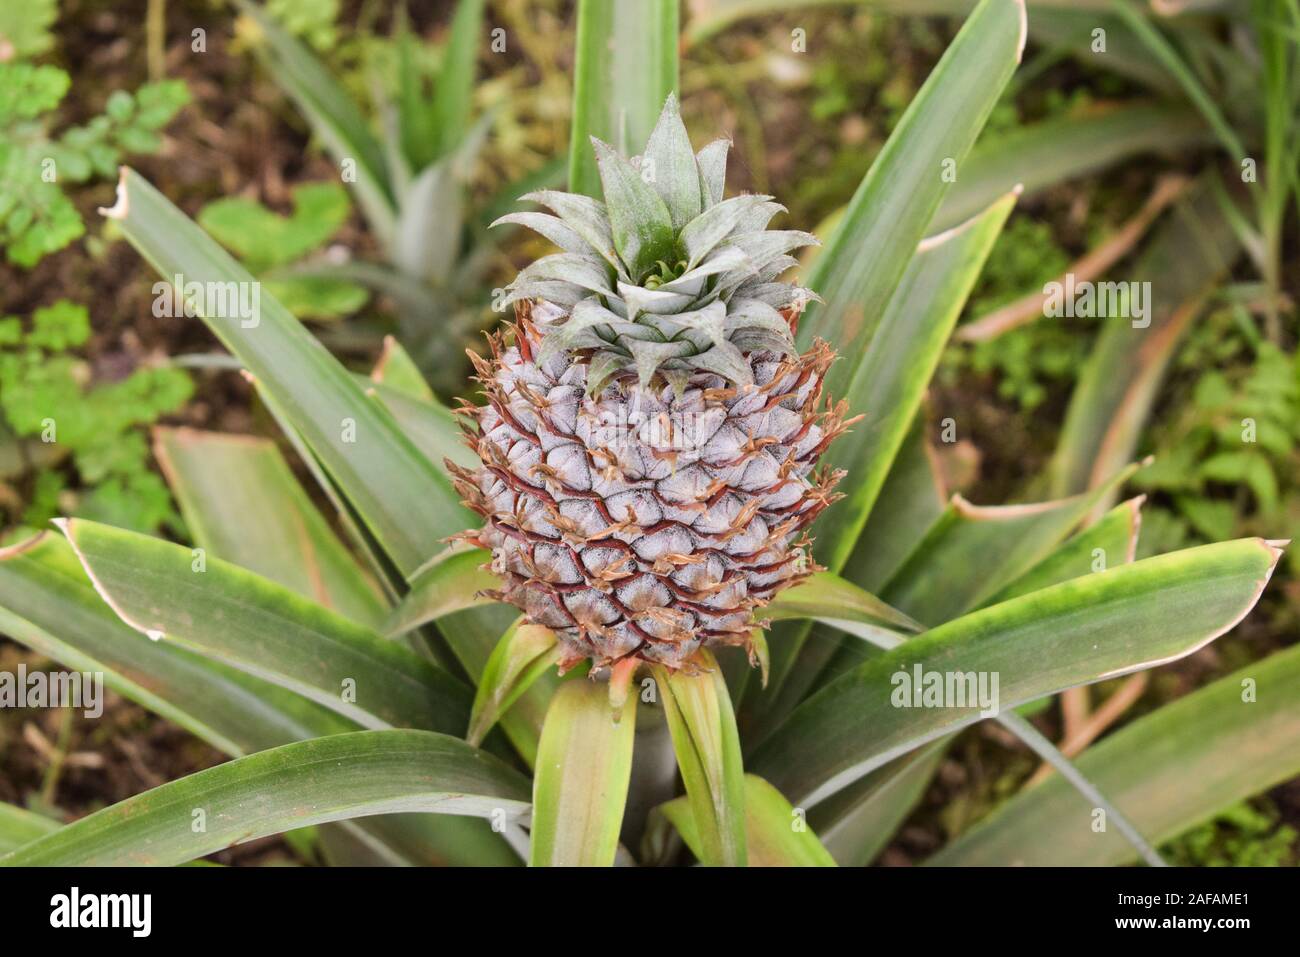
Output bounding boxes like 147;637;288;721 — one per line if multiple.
492;94;818;395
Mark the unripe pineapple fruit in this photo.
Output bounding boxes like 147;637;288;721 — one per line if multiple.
451;95;853;672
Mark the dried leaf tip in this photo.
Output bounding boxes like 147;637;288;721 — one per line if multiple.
98;167;131;220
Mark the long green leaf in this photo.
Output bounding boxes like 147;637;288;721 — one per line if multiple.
431;0;486;159
101;169;472;577
236;0;396;247
684;0;1130;44
878;464;1141;625
931;102;1206;231
984;496;1144;605
370;335;434;401
1110;0;1245;159
0;803;59;855
760;192;1014;717
808;497;1148;864
932;641;1300;865
153;426;387;629
753;538;1282;806
809;101;1207;270
0;532;356;756
765;571;923;635
153;424;516;865
654;650;748;866
440;603;557;769
366;379;479;471
808;743;946;866
686;3;1192;93
0;731;530;867
797;0;1024;404
384;547;501;637
1048;179;1239;501
755;566;923;730
530;677;637;866
0;533;515;867
816;190;1017;574
569;0;679;198
469;620;562;746
661;773;836;866
839;415;948;591
57;518;471;735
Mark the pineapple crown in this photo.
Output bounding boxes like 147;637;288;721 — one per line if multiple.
492;94;819;395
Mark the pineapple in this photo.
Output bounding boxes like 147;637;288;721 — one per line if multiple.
451;96;854;671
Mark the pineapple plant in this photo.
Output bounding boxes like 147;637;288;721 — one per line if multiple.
454;94;850;673
0;0;1297;869
231;0;566;393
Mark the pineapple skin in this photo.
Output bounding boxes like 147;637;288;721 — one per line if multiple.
450;300;851;671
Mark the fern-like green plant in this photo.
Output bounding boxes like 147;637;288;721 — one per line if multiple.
0;301;192;534
0;60;188;268
197;181;369;320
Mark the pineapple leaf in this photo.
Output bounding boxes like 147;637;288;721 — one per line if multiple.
641;93;703;229
500;280;589;311
569;0;679;199
490;211;601;259
585;350;628;396
591;136;678;279
392;158;463;285
235;0;396;249
754;538;1284;807
0;531;514;866
933;641;1300;866
654;650;748;866
657;244;752;292
809;743;947;867
101;168;469;577
659;774;836;867
765;571;923;636
517;252;616;296
55;518;473;735
519;190;620;270
0;802;58;856
616;280;695;322
366;379;478;471
1048;179;1239;501
429;0;486;160
684;341;753;387
836;418;947;596
879;462;1144;627
370;335;434;401
627;338;695;389
722;297;796;339
468;620;562;747
0;530;355;756
798;0;1025;402
530;677;638;866
384;547;502;638
983;496;1145;605
153;426;388;630
695;138;730;208
813;189;1017;576
678;193;772;270
930;102;1208;233
0;731;531;867
536;300;646;363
